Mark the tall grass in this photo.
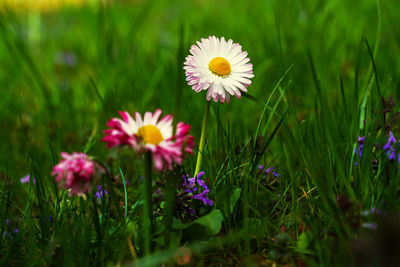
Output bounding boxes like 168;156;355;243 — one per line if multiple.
1;0;400;265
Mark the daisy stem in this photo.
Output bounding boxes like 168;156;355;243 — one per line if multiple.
194;101;211;177
164;173;178;250
144;151;153;256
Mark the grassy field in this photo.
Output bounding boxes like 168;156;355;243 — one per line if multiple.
1;0;400;266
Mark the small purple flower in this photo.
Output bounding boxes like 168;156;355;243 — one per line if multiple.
361;207;382;216
3;232;10;238
182;172;213;206
258;165;280;177
354;136;365;165
20;174;36;184
266;167;280;177
361;222;378;230
355;136;365;157
383;131;400;162
54;51;77;67
2;224;19;239
95;185;108;200
155;188;162;195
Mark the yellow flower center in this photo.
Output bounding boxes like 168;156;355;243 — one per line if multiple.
137;125;163;145
208;57;231;77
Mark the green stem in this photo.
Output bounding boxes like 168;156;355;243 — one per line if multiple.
119;167;128;218
163;174;178;250
194;101;211;177
143;151;153;256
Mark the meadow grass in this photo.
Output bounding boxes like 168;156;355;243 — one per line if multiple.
1;0;400;265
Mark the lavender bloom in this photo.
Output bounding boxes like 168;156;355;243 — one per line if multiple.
190;191;213;206
361;222;378;230
383;131;400;162
182;172;213;206
258;165;280;177
20;174;36;184
355;136;365;157
266;167;280;177
361;207;384;217
3;226;19;239
95;185;108;200
184;206;196;217
354;136;365;165
54;51;77;67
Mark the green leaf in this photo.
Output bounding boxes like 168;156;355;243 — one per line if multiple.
195;209;224;236
130;200;144;216
297;231;311;251
172;209;224;236
229;188;241;214
83;125;98;153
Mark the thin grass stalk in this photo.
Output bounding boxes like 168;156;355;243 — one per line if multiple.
119;168;128;218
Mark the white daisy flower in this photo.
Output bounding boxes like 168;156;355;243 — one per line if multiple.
102;109;194;171
184;36;254;103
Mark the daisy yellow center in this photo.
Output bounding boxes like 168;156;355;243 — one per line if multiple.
208;57;231;77
137;125;163;145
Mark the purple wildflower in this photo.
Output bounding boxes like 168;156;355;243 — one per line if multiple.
383;131;400;162
2;222;19;239
266;167;280;177
155;188;162;195
54;51;77;67
361;222;378;230
182;172;213;206
95;185;108;200
354;136;365;165
361;207;384;217
258;165;280;177
20;174;35;184
355;136;365;157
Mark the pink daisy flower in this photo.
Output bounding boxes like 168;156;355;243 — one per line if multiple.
184;36;254;103
51;152;104;195
102;109;194;171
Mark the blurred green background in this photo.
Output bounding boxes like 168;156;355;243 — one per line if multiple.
2;0;399;176
1;0;400;265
